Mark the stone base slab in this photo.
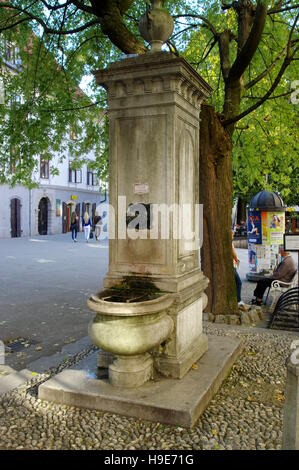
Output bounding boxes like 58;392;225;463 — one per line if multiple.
38;336;242;427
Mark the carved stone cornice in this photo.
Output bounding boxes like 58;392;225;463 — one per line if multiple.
93;52;212;109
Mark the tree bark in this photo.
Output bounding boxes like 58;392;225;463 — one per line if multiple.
199;104;238;315
90;0;147;55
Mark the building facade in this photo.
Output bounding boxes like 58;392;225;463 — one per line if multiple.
0;153;107;239
0;39;107;239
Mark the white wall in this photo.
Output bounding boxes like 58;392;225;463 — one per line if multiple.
35;147;102;194
0;185;30;238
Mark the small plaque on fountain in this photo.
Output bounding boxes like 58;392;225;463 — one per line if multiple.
134;183;149;194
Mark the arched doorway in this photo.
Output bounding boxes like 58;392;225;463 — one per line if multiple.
38;198;49;235
65;201;76;232
10;198;21;238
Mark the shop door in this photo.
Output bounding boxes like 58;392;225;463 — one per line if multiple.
67;204;72;232
62;202;67;233
10;198;21;238
82;202;86;231
38;198;48;235
92;203;96;228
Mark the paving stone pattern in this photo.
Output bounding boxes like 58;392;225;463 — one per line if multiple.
0;323;298;450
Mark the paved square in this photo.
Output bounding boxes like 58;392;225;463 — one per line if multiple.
0;233;108;369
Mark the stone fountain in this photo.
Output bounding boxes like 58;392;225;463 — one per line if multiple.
87;0;212;388
38;1;242;427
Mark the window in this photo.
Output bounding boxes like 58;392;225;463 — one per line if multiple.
69;163;82;183
5;42;21;68
76;169;82;183
87;168;93;186
40;157;49;179
87;167;97;186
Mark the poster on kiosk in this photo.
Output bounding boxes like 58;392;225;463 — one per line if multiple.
248;210;285;274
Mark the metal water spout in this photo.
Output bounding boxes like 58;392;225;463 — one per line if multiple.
139;0;174;52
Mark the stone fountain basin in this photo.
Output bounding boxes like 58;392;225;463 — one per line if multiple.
87;292;174;356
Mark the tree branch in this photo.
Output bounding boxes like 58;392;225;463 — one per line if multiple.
40;99;105;113
244;44;288;89
170;24;199;41
0;4;101;35
64;1;95;15
243;90;293;99
88;0;146;54
223;13;298;127
40;0;95;15
218;30;234;80
173;14;218;37
268;3;299;13
39;1;73;12
200;37;218;64
0;17;31;31
229;0;268;82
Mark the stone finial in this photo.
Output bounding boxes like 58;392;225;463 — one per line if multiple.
139;0;174;53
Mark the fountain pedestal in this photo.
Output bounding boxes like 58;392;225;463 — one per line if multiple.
92;52;212;381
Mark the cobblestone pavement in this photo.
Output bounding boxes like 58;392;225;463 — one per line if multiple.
0;233;108;370
1;323;298;450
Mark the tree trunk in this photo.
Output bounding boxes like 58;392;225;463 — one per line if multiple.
237;197;247;224
199;104;238;315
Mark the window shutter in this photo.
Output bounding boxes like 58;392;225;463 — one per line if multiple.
92;203;96;227
10;199;16;237
82;203;86;231
62;202;67;233
16;199;21;237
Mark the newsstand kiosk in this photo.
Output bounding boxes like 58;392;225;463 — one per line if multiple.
246;190;287;281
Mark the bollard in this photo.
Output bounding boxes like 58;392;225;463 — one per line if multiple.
282;340;299;450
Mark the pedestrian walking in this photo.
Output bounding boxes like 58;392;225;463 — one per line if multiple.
232;229;243;306
82;211;91;243
70;211;78;242
94;212;102;241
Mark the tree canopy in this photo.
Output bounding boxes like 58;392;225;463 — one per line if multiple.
1;0;298;315
0;0;298;198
